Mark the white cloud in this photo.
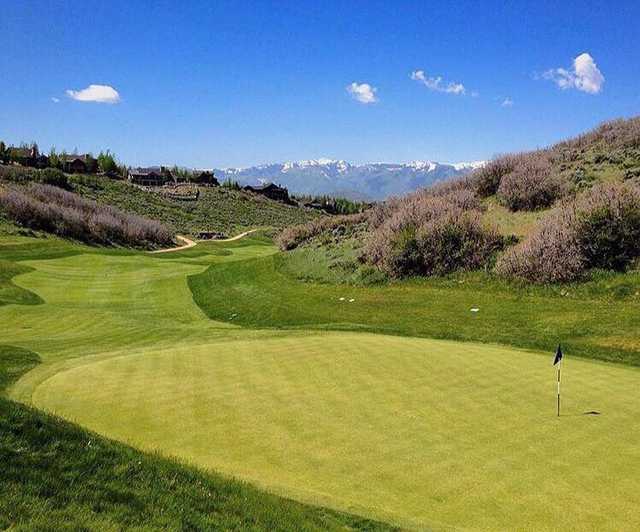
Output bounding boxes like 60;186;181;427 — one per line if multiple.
51;97;60;103
501;97;514;107
66;84;121;104
410;70;466;95
542;53;604;94
346;82;378;104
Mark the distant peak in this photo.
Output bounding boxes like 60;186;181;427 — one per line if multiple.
407;160;437;171
281;158;350;172
450;161;487;171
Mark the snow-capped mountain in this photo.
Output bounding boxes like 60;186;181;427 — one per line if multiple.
215;159;485;200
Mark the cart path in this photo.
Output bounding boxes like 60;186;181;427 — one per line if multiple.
150;230;258;254
149;235;197;254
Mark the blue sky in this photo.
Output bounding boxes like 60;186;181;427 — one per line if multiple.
2;0;639;168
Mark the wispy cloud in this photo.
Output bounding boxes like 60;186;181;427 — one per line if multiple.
542;53;604;94
410;70;466;95
501;97;514;107
66;84;121;104
51;97;60;103
346;82;378;104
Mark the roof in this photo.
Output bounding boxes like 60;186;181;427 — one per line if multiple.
244;182;284;191
129;166;166;176
63;154;93;163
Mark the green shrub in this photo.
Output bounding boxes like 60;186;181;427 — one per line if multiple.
39;168;69;189
0;165;39;184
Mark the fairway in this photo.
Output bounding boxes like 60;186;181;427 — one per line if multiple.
3;234;640;530
29;334;640;530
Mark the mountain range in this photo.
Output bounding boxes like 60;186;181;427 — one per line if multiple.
214;159;485;200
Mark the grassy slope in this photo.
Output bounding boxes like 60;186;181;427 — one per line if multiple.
69;174;320;235
0;235;394;531
190;252;640;366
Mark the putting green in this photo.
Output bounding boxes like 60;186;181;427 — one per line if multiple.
30;333;640;530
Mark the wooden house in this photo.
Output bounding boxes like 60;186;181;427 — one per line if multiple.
62;155;97;174
242;182;290;203
128;166;172;186
192;170;219;186
7;145;48;168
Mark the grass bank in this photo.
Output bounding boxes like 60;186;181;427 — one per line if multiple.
189;250;640;366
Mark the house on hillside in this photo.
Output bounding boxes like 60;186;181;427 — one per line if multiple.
128;166;172;186
243;182;290;203
192;170;219;186
62;154;97;174
7;145;49;168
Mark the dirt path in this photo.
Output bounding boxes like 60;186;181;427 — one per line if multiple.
150;230;257;254
216;229;257;242
149;235;197;254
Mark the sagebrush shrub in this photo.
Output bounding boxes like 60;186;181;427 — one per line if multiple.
495;208;584;283
276;212;368;250
496;182;640;283
472;154;522;197
39;168;69;189
497;155;565;211
415;210;502;276
0;184;174;248
576;182;640;270
555;117;640;153
364;194;501;278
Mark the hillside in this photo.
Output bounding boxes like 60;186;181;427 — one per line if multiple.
278;116;640;285
0;167;321;239
215;159;483;200
70;175;321;235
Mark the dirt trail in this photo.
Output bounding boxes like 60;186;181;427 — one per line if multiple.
150;230;257;254
149;235;197;254
216;229;257;242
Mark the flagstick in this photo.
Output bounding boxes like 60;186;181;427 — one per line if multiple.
557;359;561;417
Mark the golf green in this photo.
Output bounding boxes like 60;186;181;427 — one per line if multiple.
4;234;640;530
29;334;640;530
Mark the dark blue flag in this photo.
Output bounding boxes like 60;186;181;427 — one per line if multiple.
553;344;563;366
